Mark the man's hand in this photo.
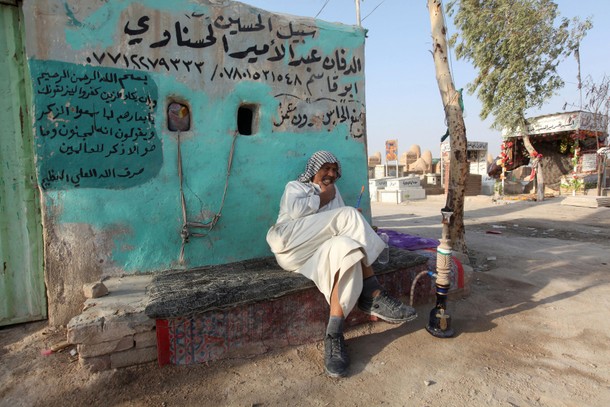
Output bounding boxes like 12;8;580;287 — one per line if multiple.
318;182;336;208
312;162;339;208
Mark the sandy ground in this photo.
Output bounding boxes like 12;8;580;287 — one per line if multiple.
1;194;609;407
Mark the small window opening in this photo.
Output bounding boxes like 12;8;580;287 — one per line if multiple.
237;104;258;135
168;102;190;131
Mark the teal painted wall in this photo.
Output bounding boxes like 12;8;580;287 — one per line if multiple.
23;0;369;280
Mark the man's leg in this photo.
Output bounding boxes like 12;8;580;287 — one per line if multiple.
361;263;382;297
273;207;385;270
324;275;349;378
359;262;418;323
362;263;375;278
329;275;345;319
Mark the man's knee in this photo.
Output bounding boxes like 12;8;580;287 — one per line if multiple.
336;206;360;219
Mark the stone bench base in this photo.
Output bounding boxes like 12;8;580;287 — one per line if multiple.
68;248;469;370
149;249;434;366
67;275;156;372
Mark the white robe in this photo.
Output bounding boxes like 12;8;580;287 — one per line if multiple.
266;181;385;316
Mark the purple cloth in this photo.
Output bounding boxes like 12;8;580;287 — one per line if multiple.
377;229;439;250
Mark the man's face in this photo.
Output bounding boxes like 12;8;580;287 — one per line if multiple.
312;162;339;186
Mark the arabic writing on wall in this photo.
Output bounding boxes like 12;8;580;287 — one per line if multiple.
82;9;365;136
32;60;162;190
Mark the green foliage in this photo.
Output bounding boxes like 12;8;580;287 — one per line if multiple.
561;176;583;192
446;0;592;133
558;135;574;154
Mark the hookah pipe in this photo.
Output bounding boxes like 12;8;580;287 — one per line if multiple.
355;185;365;209
425;206;455;338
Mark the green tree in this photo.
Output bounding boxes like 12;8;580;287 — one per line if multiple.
446;0;592;200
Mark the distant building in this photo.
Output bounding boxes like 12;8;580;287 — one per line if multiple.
496;111;609;194
441;140;492;195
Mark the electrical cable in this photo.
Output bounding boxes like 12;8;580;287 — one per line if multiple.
177;131;238;264
362;0;388;23
315;0;332;18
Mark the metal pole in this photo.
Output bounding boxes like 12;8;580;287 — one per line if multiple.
576;47;583;110
355;0;361;26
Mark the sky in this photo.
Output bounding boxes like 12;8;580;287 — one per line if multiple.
241;0;610;159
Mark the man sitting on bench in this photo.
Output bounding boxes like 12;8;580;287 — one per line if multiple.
266;150;417;378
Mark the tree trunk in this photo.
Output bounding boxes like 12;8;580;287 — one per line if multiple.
597;154;605;196
428;0;469;255
522;135;545;201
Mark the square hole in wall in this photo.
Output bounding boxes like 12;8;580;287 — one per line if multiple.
237;103;259;135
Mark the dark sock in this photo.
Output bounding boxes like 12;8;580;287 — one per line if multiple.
326;316;344;336
362;275;382;298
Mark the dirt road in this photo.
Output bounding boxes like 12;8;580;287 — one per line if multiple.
1;195;609;407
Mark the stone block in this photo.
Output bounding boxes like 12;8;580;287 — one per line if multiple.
134;330;157;349
103;312;155;336
68;312;154;344
110;346;157;369
83;282;108;299
78;335;134;358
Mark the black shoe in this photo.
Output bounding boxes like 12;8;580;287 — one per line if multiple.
358;290;418;324
324;334;349;378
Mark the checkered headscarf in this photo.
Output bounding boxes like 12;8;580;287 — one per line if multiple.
297;151;342;183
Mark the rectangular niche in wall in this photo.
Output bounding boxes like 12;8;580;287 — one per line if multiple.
237;103;259;136
168;102;190;132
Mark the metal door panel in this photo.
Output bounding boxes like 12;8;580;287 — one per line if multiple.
0;3;46;326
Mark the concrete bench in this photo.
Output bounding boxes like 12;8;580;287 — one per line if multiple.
145;249;431;366
67;247;469;371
